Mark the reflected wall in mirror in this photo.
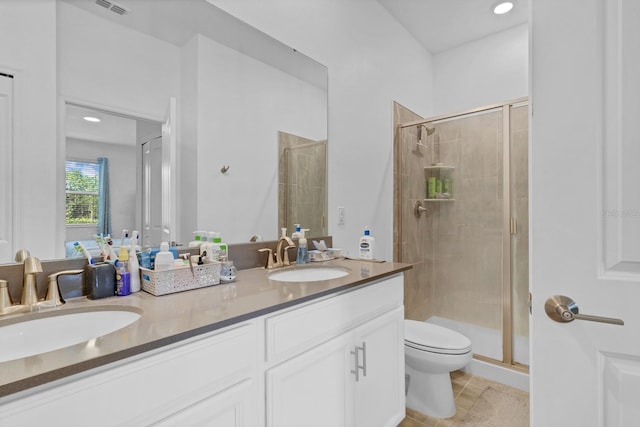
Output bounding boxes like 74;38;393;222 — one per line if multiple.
278;132;328;238
51;0;327;260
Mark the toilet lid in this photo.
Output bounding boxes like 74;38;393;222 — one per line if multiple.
404;320;472;355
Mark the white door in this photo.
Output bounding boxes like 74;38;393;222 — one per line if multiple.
0;74;13;263
531;1;640;426
161;97;177;244
142;136;163;247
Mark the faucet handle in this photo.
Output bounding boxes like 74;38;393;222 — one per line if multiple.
283;245;296;266
45;270;83;307
258;248;274;269
14;249;30;263
0;280;12;311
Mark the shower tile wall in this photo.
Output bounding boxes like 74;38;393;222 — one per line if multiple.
393;102;433;321
278;131;328;237
432;111;504;331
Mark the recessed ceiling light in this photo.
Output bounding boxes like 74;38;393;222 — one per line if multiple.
83;116;101;123
493;1;514;15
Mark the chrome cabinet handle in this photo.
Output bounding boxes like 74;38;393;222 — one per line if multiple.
350;342;367;382
360;342;367;378
545;295;624;326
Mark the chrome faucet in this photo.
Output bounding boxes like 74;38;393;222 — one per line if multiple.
258;236;296;269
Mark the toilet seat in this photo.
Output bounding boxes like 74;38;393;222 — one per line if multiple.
404;320;471;355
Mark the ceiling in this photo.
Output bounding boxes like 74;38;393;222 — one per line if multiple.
376;0;529;54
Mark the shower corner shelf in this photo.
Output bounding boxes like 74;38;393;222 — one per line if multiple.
424;164;455;201
424;165;455;171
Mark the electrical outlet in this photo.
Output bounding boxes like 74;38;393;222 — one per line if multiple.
337;206;345;225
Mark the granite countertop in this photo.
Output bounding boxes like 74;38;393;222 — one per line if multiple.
0;258;411;399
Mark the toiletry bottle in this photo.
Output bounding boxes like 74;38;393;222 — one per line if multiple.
189;231;206;248
291;224;301;239
427;177;436;199
115;253;131;296
154;242;175;271
296;229;309;264
129;230;140;293
443;177;452;198
209;232;228;262
359;227;375;260
199;232;210;256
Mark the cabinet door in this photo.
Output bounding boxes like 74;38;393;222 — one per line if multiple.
266;331;355;427
153;378;257;427
354;306;405;427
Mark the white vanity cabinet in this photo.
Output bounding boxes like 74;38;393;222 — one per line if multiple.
0;323;259;427
0;272;405;427
263;274;405;427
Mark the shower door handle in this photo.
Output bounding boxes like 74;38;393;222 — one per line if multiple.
545;295;624;325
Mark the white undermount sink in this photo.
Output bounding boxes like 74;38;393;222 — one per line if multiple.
0;308;142;363
267;266;350;283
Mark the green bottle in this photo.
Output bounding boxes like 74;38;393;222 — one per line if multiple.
427;177;436;199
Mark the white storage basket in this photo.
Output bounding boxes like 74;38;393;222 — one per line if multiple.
140;262;221;296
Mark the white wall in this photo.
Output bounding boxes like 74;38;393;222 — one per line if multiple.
0;0;57;259
57;2;181;119
433;24;528;115
210;0;434;259
193;34;327;243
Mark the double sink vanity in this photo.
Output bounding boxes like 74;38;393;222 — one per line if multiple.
0;256;410;427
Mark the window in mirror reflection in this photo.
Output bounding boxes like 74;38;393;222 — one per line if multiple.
65;158;111;235
65;160;100;225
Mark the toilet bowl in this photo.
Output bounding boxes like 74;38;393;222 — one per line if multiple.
404;319;472;419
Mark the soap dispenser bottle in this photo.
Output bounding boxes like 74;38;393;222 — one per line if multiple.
291;224;302;240
296;229;309;264
359;227;375;260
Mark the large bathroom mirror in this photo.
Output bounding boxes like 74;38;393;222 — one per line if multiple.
53;0;328;258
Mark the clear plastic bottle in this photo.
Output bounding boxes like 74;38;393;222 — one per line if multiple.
129;230;141;292
291;224;302;239
296;229;309;264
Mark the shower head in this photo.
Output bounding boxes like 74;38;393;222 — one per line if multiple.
417;124;435;147
422;124;436;136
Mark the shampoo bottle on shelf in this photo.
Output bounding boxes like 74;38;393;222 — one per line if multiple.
154;242;175;271
359;227;375;260
296;229;309;264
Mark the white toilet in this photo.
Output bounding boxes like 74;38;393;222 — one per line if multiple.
404;319;472;418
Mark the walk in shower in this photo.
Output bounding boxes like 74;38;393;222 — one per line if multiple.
393;99;529;380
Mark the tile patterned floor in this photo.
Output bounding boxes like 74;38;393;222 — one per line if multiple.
398;371;530;427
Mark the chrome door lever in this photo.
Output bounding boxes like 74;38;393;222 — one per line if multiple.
545;295;624;325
